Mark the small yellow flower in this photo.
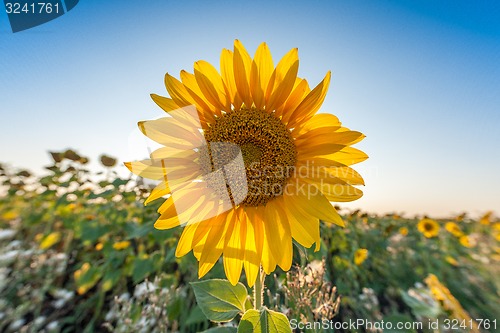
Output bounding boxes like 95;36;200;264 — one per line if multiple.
77;286;88;295
445;256;459;266
417;218;440;238
74;263;98;295
1;211;19;220
95;242;104;251
113;240;131;250
444;222;464;238
102;279;114;292
354;248;369;265
39;232;61;250
479;211;493;225
74;262;90;280
399;227;408;236
459;235;476;248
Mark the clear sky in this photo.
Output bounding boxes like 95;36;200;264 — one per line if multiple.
1;0;499;218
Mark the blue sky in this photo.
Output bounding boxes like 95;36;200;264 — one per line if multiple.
1;0;499;217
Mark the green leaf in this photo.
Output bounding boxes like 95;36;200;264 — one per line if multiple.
191;279;249;322
101;269;122;292
132;257;155;283
238;308;291;333
185;306;208;325
244;297;253;312
202;327;238;333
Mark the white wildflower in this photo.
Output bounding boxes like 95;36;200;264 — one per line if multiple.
0;229;16;241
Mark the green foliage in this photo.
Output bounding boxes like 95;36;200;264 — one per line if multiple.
0;150;499;332
192;279;250;322
238;308;291;333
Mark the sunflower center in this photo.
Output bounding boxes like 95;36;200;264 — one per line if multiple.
202;108;296;206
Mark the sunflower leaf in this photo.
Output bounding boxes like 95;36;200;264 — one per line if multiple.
191;279;248;322
237;308;291;333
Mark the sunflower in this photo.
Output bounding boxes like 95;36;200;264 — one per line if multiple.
399;227;409;236
479;211;493;225
417;218;440;238
444;222;464;238
125;40;367;286
459;235;476;248
493;223;500;241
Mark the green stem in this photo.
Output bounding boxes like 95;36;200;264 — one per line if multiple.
253;266;264;309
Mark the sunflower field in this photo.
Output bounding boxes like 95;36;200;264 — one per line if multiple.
0;151;498;333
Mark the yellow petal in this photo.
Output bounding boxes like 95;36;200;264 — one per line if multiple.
321;147;369;166
149;146;198;160
220;48;242;110
281;195;320;250
145;181;170;205
124;160;167;180
126;157;200;185
180;70;219;121
129;161;198;185
164;73;194;107
302;178;364;202
326;166;365;186
285;180;345;227
288;71;331;128
138;118;204;149
159;191;220;230
193;226;210;260
150;94;180;112
296;143;346;158
241;208;262;287
198;213;229;277
255;207;276;274
292;113;341;137
250;42;274;110
223;208;245;285
294;161;365;186
265;48;298;100
194;61;231;113
233;39;253;108
150;94;205;129
264;198;292;271
175;223;198;257
155;183;210;225
266;48;299;112
296;129;365;147
279;78;310;122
